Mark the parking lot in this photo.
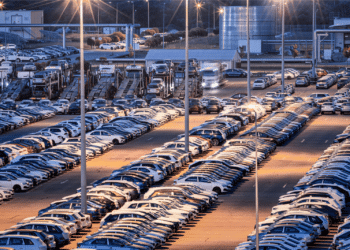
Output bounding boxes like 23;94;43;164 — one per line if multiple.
0;73;348;249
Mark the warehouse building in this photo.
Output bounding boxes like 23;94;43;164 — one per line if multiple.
0;10;44;39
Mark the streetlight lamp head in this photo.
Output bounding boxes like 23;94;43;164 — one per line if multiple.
219;8;224;14
0;2;4;8
197;3;201;8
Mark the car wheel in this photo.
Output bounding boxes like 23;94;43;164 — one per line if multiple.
16;58;20;62
212;138;219;146
287;76;291;80
321;111;324;114
341;111;343;115
112;139;119;145
213;187;221;194
13;185;22;193
207;110;210;114
199;109;203;114
30;58;34;62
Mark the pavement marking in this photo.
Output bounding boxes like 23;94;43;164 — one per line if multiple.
283;184;287;188
325;140;328;143
147;137;153;140
301;139;305;143
60;180;68;184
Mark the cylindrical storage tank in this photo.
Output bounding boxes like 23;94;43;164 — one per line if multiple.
220;6;276;51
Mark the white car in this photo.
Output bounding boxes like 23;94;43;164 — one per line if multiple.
252;78;267;89
87;130;125;145
129;166;165;182
99;43;118;50
174;175;229;194
0;235;47;250
152;142;200;156
52;103;69;114
273;70;296;80
0;173;32;192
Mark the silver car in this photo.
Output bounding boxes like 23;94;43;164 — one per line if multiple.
340;103;350;115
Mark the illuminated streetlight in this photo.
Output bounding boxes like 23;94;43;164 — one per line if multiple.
196;3;201;28
0;2;4;9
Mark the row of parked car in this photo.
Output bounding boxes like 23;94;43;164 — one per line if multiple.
319;85;350;115
0;44;79;63
236;123;350;250
6;111;227;249
71;98;271;249
0;100;56;136
242;102;320;146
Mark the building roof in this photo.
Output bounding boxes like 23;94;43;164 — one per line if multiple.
145;49;239;61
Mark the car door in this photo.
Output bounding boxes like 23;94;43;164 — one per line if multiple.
90;238;109;249
23;237;37;250
184;176;198;186
8;237;25;250
198;177;213;191
0;237;9;248
0;175;12;189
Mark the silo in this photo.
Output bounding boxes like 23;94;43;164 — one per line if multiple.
219;6;276;52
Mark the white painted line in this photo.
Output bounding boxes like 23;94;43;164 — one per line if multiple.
301;139;305;143
147;137;153;141
61;180;68;184
283;184;287;188
325;140;328;143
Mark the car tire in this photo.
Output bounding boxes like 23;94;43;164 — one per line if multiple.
321;111;324;114
16;58;21;62
287;76;291;80
212;138;219;146
340;111;343;115
213;187;221;194
30;58;34;62
13;185;22;193
112;139;119;145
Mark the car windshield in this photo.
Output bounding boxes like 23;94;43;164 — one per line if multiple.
202;70;216;76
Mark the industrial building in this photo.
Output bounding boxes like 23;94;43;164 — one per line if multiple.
330;18;350;52
0;10;44;40
219;6;276;53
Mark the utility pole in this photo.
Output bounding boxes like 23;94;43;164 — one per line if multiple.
247;1;251;103
185;0;189;152
281;0;285;92
79;0;87;215
163;3;165;49
147;0;150;28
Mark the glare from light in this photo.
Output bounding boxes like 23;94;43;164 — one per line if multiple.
219;8;224;14
197;3;201;8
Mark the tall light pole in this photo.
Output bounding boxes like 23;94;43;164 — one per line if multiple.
196;3;201;28
97;0;100;34
253;110;259;250
281;0;285;93
116;2;119;24
312;0;316;79
247;2;251;103
79;0;87;215
213;4;215;30
185;0;189;152
163;3;165;49
146;0;150;28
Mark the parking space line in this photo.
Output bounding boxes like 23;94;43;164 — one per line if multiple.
301;139;305;143
283;184;287;188
60;180;68;184
325;140;328;143
147;137;153;140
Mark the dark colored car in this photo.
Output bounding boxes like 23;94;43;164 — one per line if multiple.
206;100;223;114
189;128;226;146
337;77;350;89
68;103;85;115
223;68;247;78
189;99;204;114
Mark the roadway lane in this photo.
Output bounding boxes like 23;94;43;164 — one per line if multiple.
0;115;77;144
